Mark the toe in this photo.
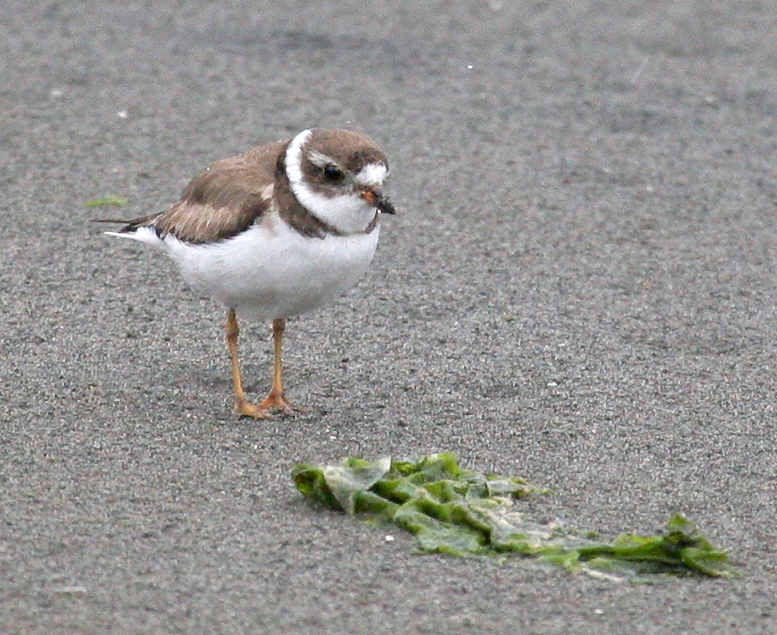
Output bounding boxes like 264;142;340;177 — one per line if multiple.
259;393;304;416
235;399;270;420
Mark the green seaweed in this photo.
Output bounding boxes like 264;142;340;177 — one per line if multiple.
84;195;128;207
292;453;737;580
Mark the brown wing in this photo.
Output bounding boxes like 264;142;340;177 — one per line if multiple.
116;140;287;244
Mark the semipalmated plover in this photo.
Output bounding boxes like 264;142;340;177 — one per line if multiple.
99;128;395;419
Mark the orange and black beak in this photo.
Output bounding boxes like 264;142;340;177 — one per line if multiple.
360;189;396;215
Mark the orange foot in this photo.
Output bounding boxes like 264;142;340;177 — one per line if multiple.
234;399;270;419
258;392;306;416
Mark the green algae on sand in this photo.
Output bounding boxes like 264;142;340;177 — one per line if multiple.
292;453;736;580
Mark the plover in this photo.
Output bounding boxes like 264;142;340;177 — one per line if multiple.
99;128;395;419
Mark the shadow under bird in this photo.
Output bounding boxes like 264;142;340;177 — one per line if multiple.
97;128;395;419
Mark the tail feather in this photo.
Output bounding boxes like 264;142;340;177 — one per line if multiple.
91;213;160;234
94;215;165;248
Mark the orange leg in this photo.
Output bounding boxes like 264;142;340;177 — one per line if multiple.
226;309;268;419
258;318;303;415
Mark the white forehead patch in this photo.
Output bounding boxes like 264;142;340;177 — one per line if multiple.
354;163;388;187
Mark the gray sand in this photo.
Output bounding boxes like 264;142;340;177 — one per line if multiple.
2;2;776;633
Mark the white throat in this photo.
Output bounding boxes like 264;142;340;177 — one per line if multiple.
285;130;381;234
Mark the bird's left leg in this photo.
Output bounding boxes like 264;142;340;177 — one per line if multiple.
259;318;304;415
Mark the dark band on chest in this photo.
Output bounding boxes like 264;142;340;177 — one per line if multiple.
278;204;379;238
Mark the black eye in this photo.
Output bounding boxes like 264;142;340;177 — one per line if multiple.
323;165;345;183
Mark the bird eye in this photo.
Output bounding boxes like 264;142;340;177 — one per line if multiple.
323;165;345;183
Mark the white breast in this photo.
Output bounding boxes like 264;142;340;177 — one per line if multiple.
161;217;381;321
